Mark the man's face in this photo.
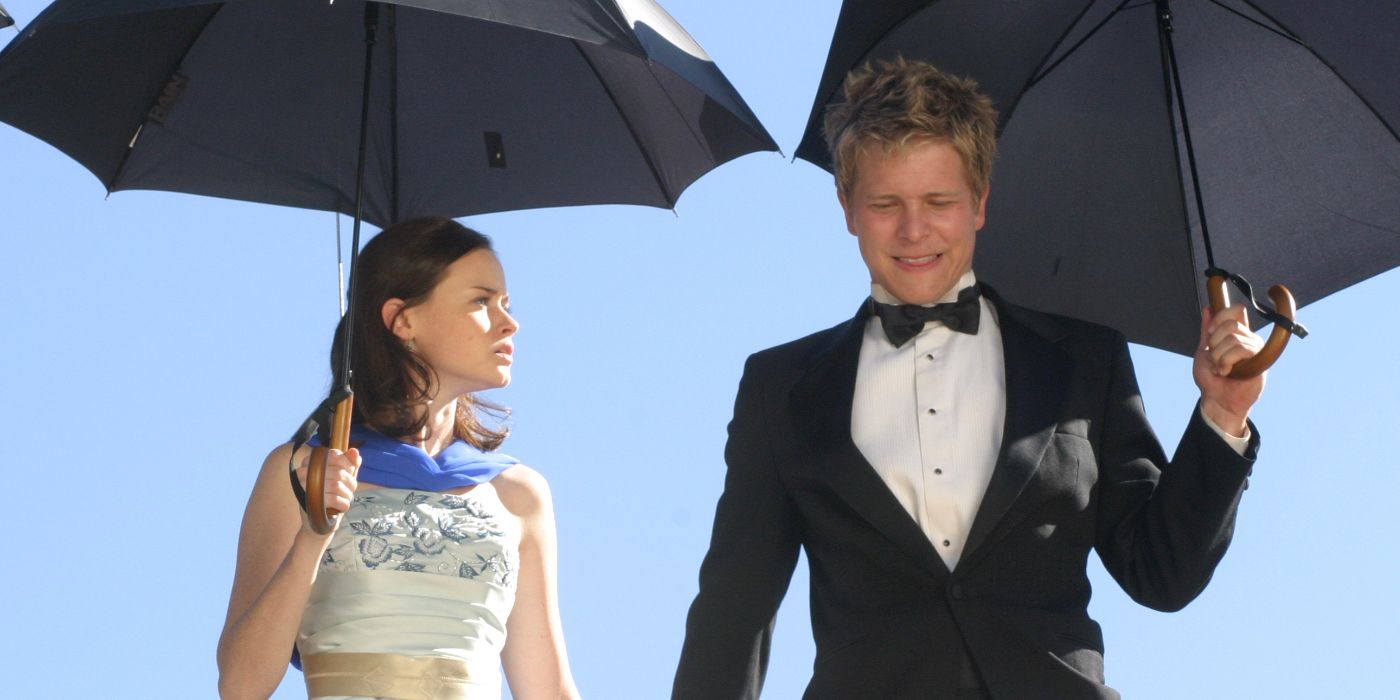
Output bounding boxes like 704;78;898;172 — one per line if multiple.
838;140;987;305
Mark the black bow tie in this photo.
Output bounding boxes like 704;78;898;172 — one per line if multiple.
871;286;982;347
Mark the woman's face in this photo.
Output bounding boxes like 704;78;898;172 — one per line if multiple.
393;248;518;398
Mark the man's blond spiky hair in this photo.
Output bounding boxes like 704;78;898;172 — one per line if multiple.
823;57;999;203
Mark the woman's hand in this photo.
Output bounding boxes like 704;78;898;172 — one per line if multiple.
295;447;362;536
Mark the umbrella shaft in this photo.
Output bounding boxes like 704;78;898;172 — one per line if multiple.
1155;0;1217;270
337;2;381;394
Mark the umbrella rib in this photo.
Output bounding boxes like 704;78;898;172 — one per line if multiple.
1207;0;1301;45
105;7;224;194
1021;0;1132;94
589;0;646;55
998;0;1105;133
798;2;930;160
1238;0;1400;144
570;40;675;207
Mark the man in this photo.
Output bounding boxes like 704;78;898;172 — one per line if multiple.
673;58;1264;700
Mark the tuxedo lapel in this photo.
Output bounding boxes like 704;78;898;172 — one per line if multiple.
789;303;949;579
961;297;1073;565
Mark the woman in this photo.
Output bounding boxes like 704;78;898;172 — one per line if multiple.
217;217;580;700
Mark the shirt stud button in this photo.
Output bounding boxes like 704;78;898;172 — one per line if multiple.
934;468;943;475
927;408;937;415
942;539;952;547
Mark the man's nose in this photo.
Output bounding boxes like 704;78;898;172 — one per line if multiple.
896;211;929;241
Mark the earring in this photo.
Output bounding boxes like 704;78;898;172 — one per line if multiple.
404;339;417;352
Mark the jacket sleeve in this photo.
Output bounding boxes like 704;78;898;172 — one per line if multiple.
1094;333;1258;612
673;355;803;699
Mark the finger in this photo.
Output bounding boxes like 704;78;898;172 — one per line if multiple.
323;448;361;471
337;466;358;493
295;451;314;488
1207;333;1239;375
1213;343;1241;376
344;447;362;478
328;481;356;513
1210;328;1271;376
1197;307;1213;352
302;449;342;488
1205;302;1252;341
1208;318;1250;354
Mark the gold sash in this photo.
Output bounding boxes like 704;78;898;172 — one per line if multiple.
302;652;492;700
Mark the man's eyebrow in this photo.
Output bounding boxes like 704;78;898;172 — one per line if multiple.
468;286;500;294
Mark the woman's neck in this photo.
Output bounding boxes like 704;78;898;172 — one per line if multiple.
404;397;458;457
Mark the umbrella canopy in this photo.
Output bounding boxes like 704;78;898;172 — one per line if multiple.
0;0;777;228
796;0;1400;355
0;0;777;531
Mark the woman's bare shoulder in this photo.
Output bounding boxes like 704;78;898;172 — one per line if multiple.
257;442;303;477
492;464;552;518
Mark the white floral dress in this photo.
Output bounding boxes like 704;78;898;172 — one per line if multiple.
297;484;520;700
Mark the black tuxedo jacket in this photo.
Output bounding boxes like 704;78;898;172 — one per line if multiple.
673;289;1257;699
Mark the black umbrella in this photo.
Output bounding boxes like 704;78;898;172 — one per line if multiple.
0;4;14;30
0;0;776;530
797;0;1399;361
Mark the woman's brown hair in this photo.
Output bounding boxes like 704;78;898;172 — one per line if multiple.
329;216;508;451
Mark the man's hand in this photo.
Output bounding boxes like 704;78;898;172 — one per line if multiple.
1194;305;1266;437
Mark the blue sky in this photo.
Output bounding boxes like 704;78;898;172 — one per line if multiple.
1;1;1396;698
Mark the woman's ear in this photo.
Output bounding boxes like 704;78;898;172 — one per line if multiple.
382;298;412;341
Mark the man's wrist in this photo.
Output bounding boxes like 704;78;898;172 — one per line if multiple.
1200;400;1250;443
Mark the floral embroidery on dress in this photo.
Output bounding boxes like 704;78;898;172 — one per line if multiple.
320;490;516;587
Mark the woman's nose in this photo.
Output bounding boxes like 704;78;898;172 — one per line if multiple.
499;307;519;335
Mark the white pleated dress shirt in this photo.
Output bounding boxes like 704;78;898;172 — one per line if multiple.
851;270;1250;571
852;271;1002;571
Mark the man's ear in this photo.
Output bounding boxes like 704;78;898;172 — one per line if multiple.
975;182;990;231
838;187;857;236
382;298;411;341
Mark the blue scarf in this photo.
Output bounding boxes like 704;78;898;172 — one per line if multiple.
313;425;518;491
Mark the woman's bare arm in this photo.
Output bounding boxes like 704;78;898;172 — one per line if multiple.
216;444;358;700
497;465;581;700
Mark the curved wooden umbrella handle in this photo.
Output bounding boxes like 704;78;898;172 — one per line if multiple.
1206;273;1297;379
304;395;355;535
